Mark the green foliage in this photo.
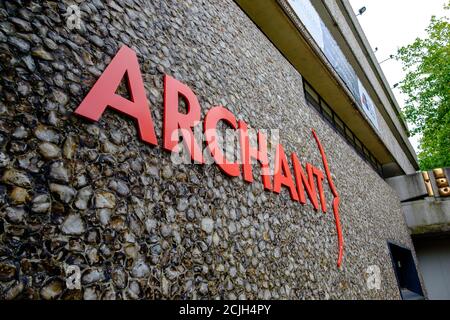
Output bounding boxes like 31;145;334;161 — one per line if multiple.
396;2;450;170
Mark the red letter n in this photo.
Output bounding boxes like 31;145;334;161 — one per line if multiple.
74;45;157;145
291;153;320;211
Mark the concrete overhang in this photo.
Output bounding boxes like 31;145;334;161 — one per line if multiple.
387;168;450;236
234;0;419;175
331;0;418;167
386;172;428;202
402;198;450;236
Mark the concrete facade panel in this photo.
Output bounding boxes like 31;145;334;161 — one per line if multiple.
321;0;417;174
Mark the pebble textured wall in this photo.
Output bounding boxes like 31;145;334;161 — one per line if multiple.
0;0;416;299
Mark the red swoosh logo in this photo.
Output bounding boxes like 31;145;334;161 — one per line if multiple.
312;129;344;268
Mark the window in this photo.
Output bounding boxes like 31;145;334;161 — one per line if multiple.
354;138;363;154
304;82;320;104
345;126;354;143
320;100;333;125
303;79;383;176
387;242;424;300
334;116;345;135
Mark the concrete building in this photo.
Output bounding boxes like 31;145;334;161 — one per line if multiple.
387;168;450;299
0;0;443;300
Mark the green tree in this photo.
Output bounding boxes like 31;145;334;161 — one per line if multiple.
396;2;450;170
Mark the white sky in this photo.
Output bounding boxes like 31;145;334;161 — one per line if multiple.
348;0;448;152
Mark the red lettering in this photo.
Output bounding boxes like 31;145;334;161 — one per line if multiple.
273;144;299;201
291;153;320;211
74;45;157;145
313;166;327;213
238;121;272;190
312;129;343;268
74;45;344;268
163;74;204;163
204;106;240;177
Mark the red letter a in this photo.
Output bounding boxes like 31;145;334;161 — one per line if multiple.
74;45;157;145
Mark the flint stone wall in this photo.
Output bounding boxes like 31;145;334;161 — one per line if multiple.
0;0;415;299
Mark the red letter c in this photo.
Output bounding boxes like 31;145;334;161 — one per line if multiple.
204;106;240;177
